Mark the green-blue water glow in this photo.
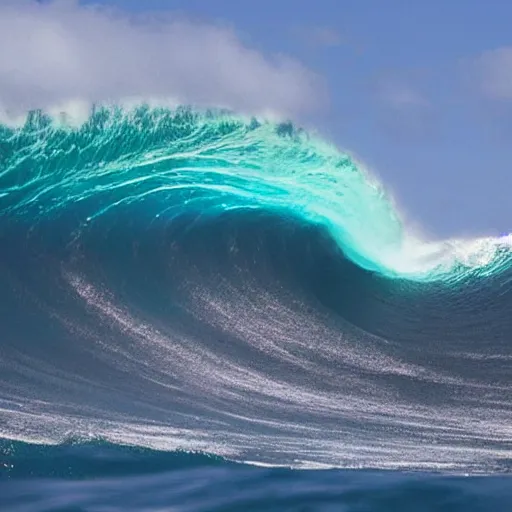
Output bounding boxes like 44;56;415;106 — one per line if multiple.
4;104;498;281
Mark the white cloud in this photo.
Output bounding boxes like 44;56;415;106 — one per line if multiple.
473;47;512;100
0;0;322;118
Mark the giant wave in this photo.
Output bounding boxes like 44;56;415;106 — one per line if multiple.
0;104;511;473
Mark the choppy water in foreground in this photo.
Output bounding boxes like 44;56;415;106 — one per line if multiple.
2;441;512;511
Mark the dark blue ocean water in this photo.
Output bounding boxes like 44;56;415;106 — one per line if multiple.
2;441;512;511
1;107;511;510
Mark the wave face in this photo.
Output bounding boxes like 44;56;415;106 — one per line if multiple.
0;105;511;473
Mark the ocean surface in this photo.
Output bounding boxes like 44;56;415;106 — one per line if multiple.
0;105;511;511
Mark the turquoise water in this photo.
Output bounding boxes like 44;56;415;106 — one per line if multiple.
4;104;507;281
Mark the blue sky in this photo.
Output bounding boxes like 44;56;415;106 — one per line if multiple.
9;1;512;238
